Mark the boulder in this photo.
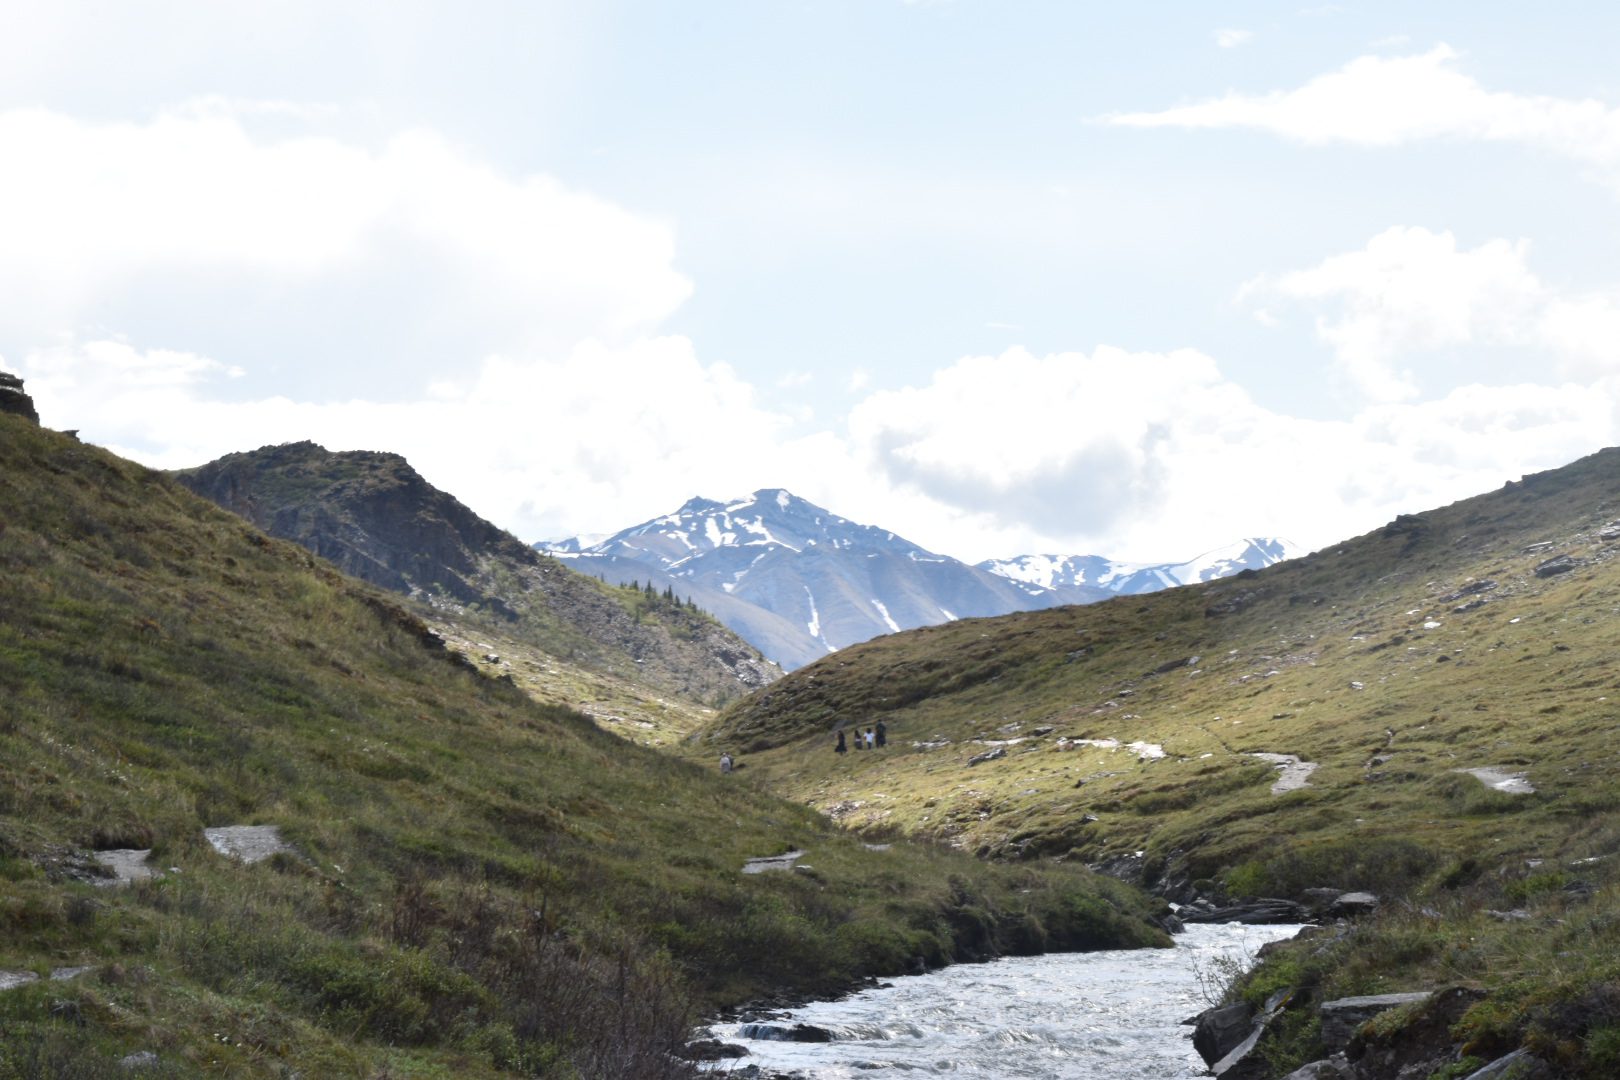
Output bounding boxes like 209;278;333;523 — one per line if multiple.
736;1022;834;1042
1533;554;1579;578
1327;891;1380;919
1319;991;1431;1052
1211;990;1296;1079
1346;986;1485;1078
681;1038;748;1060
1280;1057;1353;1079
1181;897;1309;924
0;371;39;424
1192;1002;1253;1067
1301;887;1345;915
1461;1049;1555;1079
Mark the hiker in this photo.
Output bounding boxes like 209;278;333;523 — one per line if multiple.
865;728;876;750
720;752;734;773
835;730;847;754
875;720;887;748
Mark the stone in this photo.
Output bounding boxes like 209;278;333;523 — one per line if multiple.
736;1021;834;1042
119;1051;161;1071
1533;554;1578;577
1301;887;1344;915
1346;986;1485;1079
1319;991;1431;1051
1192;1002;1253;1067
1181;898;1308;924
1280;1057;1353;1079
93;848;158;886
1461;1048;1555;1079
967;746;1006;766
0;371;39;424
682;1038;748;1060
204;825;292;864
741;850;804;874
1328;891;1380;918
1442;579;1498;602
1210;990;1295;1079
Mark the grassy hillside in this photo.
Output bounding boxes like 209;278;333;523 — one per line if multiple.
701;447;1620;1076
0;415;1166;1078
174;441;779;710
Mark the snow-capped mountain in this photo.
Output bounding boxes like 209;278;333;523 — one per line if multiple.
540;491;1301;671
977;538;1302;599
538;489;1089;669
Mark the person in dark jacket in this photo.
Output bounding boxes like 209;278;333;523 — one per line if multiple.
835;730;847;754
875;720;887;748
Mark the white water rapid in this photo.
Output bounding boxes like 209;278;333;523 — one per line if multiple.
704;922;1305;1079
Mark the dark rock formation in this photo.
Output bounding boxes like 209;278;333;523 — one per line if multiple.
1193;1002;1254;1067
1327;891;1380;919
1209;988;1297;1078
1181;897;1309;924
0;371;39;424
1533;554;1579;577
736;1022;834;1042
1345;986;1484;1078
1460;1049;1555;1079
1278;1057;1353;1079
1320;991;1432;1052
175;442;780;705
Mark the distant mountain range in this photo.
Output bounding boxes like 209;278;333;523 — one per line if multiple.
540;489;1300;669
977;538;1299;596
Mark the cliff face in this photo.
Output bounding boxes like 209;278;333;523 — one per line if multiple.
176;441;527;610
0;371;39;424
175;442;779;705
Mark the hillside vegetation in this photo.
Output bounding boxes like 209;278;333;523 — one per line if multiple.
0;415;1166;1078
702;447;1620;1076
174;442;778;711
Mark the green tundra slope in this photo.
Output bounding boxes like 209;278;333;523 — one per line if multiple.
702;447;1620;1076
0;415;1165;1079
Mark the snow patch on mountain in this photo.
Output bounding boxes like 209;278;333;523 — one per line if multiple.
872;599;901;634
978;537;1301;597
537;491;1296;670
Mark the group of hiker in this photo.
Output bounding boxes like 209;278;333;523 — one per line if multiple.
834;721;885;753
717;719;888;774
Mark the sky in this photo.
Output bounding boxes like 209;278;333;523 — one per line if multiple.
8;1;1620;563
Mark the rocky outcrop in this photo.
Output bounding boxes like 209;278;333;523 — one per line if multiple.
175;442;780;705
1181;897;1309;924
1201;988;1297;1078
0;371;39;424
1193;1002;1254;1066
1320;991;1432;1051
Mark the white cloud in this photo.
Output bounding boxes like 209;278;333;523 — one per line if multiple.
1107;44;1620;189
1215;28;1254;49
1242;226;1620;400
24;334;793;546
24;326;1620;567
839;345;1620;560
0;103;691;397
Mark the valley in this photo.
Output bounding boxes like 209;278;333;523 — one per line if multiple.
8;380;1620;1076
690;447;1620;1076
0;410;1167;1078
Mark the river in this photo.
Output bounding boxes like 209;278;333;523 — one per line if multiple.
703;922;1304;1078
